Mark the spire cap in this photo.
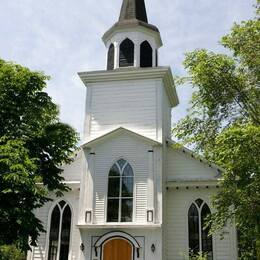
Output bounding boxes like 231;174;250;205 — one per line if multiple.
102;0;161;46
119;0;148;23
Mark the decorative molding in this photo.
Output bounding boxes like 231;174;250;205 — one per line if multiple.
166;179;222;189
77;224;161;229
78;66;179;107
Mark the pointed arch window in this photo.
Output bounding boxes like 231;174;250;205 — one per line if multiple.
140;40;153;67
188;199;213;259
107;159;134;222
119;38;134;67
48;201;72;260
107;43;115;70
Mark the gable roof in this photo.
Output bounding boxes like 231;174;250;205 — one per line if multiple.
82;127;162;149
166;138;224;174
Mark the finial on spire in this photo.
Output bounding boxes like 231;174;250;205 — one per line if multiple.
119;0;148;23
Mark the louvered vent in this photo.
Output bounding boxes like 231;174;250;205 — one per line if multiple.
107;44;115;70
119;38;134;67
140;41;153;67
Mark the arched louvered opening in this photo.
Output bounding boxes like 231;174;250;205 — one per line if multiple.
107;44;115;70
140;41;153;68
48;201;72;260
188;200;213;259
107;159;134;222
119;39;134;67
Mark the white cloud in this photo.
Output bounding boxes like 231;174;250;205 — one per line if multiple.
0;0;256;139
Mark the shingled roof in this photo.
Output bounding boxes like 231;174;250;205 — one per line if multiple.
119;0;148;23
103;0;160;42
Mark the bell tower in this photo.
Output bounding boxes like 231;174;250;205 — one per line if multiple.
103;0;162;70
79;0;178;143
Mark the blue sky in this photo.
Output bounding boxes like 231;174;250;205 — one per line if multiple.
0;0;255;140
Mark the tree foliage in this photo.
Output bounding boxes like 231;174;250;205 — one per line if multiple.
173;2;260;259
0;59;78;250
0;245;26;260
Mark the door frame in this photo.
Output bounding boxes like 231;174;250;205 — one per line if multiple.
93;231;141;260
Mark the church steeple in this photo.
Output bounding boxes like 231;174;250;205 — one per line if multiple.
102;0;162;70
119;0;148;23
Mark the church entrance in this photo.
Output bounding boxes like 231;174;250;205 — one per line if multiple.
103;238;133;260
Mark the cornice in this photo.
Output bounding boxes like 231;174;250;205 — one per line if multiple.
78;66;179;107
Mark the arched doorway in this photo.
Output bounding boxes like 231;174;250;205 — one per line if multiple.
103;238;133;260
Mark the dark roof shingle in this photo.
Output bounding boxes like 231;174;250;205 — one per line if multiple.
119;0;148;23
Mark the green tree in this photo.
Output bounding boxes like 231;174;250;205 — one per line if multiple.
0;59;78;251
0;245;26;260
173;2;260;259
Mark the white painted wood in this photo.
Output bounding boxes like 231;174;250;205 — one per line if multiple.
165;187;237;260
85;79;159;141
29;192;80;260
85;152;95;221
147;147;155;218
61;151;82;181
166;147;220;181
104;31;160;70
87;131;161;224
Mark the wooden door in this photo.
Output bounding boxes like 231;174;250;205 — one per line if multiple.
103;239;132;260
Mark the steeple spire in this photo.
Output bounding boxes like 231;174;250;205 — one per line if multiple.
102;0;163;70
119;0;148;23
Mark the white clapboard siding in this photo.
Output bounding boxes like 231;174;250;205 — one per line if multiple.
165;188;237;260
162;87;171;138
166;148;219;180
29;194;80;260
91;132;150;224
86;79;158;141
62;151;82;181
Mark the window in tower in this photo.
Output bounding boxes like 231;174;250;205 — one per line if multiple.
140;40;153;67
107;159;134;222
107;43;115;70
119;38;134;67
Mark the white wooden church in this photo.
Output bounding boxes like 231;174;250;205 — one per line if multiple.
27;0;238;259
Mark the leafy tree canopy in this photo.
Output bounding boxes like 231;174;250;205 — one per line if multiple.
173;2;260;259
0;59;79;250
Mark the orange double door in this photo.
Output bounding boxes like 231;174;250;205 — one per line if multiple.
103;239;133;260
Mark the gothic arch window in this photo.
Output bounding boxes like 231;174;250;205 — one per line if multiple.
107;159;134;222
140;40;153;67
188;199;213;259
119;38;134;67
48;200;72;260
107;43;115;70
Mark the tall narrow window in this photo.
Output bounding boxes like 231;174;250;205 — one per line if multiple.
107;44;115;70
188;199;213;259
119;38;134;67
140;41;153;67
107;159;134;222
48;201;72;260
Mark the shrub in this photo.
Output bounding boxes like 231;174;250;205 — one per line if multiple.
0;245;26;260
